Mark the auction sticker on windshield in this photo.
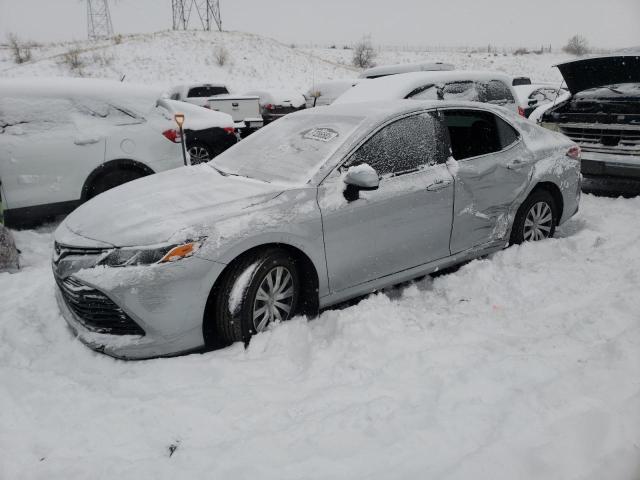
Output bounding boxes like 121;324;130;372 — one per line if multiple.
303;127;339;142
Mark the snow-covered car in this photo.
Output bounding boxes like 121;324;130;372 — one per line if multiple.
166;83;230;107
359;61;455;79
244;89;306;124
304;79;362;108
52;99;581;359
538;55;640;195
514;82;567;118
334;71;523;115
0;79;235;227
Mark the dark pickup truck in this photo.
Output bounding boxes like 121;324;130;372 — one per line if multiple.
539;55;640;195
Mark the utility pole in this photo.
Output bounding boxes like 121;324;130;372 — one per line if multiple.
172;0;222;32
87;0;114;40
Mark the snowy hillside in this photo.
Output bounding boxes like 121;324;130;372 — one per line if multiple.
0;30;358;92
0;30;574;93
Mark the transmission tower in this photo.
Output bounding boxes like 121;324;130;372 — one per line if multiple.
172;0;222;32
87;0;114;40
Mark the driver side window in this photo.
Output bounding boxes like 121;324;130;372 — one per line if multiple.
347;112;448;178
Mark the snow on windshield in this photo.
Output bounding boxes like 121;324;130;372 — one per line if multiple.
212;113;364;184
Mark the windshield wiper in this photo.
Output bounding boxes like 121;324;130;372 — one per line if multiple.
209;165;229;176
605;86;624;94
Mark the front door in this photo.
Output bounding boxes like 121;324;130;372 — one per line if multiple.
440;108;533;253
319;111;454;293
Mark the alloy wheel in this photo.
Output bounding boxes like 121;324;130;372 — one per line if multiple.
252;266;295;332
523;201;553;241
187;145;211;164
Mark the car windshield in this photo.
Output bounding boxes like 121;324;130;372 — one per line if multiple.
211;113;364;184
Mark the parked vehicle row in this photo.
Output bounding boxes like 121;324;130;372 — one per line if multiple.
4;55;638;360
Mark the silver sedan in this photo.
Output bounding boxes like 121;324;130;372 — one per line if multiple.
52;100;581;359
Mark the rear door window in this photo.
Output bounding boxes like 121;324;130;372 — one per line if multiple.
441;109;519;160
187;86;229;98
347;112;449;177
441;81;481;102
483;80;516;107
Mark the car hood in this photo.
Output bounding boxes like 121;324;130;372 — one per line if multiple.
556;55;640;95
60;164;285;247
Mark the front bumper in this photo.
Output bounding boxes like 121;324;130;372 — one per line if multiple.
55;255;226;359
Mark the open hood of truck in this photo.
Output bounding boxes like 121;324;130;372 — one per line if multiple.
556;55;640;95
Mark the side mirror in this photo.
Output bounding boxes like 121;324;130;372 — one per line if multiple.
343;164;379;201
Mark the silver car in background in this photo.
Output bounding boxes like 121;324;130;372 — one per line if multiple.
52;100;581;359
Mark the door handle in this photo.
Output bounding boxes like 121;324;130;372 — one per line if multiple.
74;137;100;146
506;159;528;170
426;179;452;191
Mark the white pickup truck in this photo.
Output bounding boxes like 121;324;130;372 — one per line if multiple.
166;83;264;136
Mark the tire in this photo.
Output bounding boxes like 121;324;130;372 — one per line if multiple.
187;141;212;164
213;248;301;345
87;169;147;199
510;189;558;244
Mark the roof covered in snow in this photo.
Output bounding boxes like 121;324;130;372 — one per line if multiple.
359;61;455;79
243;89;306;108
334;70;514;104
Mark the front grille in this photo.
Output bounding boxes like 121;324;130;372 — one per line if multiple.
560;124;640;155
56;275;145;336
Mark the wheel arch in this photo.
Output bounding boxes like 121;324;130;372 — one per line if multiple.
529;181;564;225
81;159;154;201
202;242;321;347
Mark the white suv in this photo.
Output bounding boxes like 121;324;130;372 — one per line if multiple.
0;78;188;227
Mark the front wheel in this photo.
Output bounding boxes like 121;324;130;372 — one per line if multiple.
510;190;558;244
213;249;300;345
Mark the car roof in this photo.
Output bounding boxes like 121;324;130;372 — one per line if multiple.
360;61;455;78
297;98;513;124
334;70;514;104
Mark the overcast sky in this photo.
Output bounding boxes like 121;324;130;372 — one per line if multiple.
1;0;638;49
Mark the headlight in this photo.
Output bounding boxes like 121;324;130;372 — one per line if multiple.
99;241;202;267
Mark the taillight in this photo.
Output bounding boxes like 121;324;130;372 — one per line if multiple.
265;103;275;111
223;126;235;135
518;106;526;117
162;129;181;143
566;145;581;160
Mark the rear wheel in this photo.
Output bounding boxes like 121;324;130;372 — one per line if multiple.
187;142;212;164
87;169;147;199
510;190;558;244
213;249;301;345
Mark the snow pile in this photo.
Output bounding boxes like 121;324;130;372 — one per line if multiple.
1;195;639;479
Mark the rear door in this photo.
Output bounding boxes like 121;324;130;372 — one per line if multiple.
319;111;454;292
0;96;105;210
440;108;533;253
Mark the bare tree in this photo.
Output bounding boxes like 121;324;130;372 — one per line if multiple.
7;33;32;64
352;37;376;69
563;35;589;56
214;45;229;66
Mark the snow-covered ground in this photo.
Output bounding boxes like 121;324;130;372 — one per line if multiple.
1;195;639;479
1;30;639;479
